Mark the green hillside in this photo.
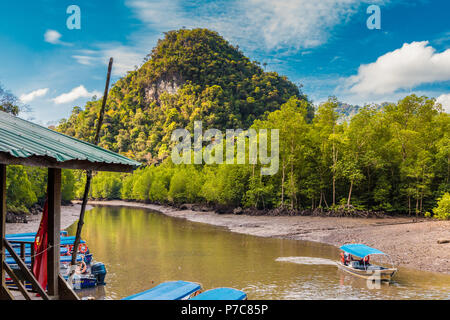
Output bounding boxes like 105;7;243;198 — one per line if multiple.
58;28;311;163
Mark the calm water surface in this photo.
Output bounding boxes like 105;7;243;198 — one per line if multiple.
67;206;450;300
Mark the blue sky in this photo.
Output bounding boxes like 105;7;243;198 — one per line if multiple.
1;0;449;124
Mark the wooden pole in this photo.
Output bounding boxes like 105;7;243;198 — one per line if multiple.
0;164;5;294
70;58;113;270
0;164;13;299
47;168;61;296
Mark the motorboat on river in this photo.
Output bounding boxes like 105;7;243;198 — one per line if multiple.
337;244;397;282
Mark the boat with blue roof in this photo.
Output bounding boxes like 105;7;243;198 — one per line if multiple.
4;232;107;291
338;244;397;281
122;281;202;300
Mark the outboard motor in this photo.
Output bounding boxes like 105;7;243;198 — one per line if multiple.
91;262;107;285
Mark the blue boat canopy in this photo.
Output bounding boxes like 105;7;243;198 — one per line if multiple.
340;244;386;258
122;281;201;300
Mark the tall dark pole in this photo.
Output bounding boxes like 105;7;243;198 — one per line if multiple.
0;164;13;299
70;58;113;271
47;168;61;296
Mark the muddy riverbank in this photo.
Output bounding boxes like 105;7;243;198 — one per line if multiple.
78;200;450;275
5;204;92;234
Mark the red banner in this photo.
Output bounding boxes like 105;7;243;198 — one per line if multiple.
32;200;48;289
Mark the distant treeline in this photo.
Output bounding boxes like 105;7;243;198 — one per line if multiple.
69;95;449;219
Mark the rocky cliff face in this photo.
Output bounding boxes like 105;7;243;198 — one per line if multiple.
144;74;183;103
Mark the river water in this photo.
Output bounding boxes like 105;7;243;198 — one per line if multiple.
66;206;450;300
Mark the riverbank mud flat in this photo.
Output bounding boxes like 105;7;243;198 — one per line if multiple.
5;204;92;234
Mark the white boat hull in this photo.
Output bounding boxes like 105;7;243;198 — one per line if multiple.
337;262;397;281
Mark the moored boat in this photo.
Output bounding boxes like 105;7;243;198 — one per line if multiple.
122;281;202;300
4;232;106;291
337;244;397;282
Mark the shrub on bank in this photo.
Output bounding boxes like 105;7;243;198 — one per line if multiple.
433;193;450;220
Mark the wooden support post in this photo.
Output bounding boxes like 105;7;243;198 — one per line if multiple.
0;164;13;299
47;168;61;297
0;164;5;295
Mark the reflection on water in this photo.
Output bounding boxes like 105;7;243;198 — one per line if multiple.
66;206;450;300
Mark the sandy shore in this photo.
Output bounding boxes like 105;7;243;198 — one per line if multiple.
5;204;91;235
82;200;450;274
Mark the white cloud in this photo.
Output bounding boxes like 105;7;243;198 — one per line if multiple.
97;45;145;76
44;30;62;44
44;29;71;46
72;55;97;66
126;0;183;29
72;45;146;76
346;41;450;96
125;0;387;51
19;88;49;103
241;0;363;50
436;94;450;113
73;0;388;76
52;86;101;104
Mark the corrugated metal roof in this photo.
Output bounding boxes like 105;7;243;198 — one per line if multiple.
0;110;140;171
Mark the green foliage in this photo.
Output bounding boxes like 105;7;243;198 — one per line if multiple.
132;168;153;201
0;83;20;115
168;166;203;203
91;172;123;199
66;94;448;217
5;166;77;211
6;166;37;209
62;170;76;202
433;193;450;220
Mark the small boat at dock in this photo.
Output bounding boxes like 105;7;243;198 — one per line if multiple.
123;281;248;300
122;281;202;300
4;232;106;291
337;244;397;282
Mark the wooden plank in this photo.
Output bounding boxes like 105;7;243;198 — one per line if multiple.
0;163;13;300
7;240;35;269
3;261;32;300
0;285;14;300
58;274;79;300
20;243;25;260
47;168;61;296
3;239;49;300
0;153;136;172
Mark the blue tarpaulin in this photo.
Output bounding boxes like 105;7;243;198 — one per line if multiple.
340;244;386;258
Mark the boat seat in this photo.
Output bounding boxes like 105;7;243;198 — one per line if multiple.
122;281;201;300
367;265;385;270
191;288;247;300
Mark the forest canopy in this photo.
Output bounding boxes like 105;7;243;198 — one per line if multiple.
81;94;449;218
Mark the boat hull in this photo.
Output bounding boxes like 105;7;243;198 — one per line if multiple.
337;262;397;281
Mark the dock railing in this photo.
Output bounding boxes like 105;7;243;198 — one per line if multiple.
2;239;79;300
